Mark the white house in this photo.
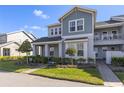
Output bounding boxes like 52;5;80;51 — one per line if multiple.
0;31;36;56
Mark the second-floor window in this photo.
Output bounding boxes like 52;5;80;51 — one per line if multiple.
77;19;84;31
70;21;75;32
59;28;61;35
112;31;118;39
102;32;108;40
69;18;84;32
51;29;54;35
55;28;57;35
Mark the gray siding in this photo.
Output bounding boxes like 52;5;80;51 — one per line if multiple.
0;34;7;44
62;11;92;36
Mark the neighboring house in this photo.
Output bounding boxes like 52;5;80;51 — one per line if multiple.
95;16;124;59
32;6;124;63
32;6;96;60
0;31;36;56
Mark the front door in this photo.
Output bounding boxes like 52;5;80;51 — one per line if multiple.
102;47;108;59
3;48;10;56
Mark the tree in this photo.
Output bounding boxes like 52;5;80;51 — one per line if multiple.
18;39;32;64
65;48;76;65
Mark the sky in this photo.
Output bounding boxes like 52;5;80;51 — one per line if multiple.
0;5;124;38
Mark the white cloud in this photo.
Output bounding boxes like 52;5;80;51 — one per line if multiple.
24;25;29;29
41;27;47;31
30;26;41;30
33;9;50;19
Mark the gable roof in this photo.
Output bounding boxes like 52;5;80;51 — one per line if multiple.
7;30;37;41
0;41;20;48
59;6;96;22
33;36;62;43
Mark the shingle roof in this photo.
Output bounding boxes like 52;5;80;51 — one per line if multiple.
112;15;124;17
33;36;62;43
95;20;123;26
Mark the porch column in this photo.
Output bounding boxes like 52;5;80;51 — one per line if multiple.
45;44;48;57
84;42;88;62
39;46;43;56
59;42;62;57
32;44;36;55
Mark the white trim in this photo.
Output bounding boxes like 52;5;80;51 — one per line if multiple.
59;42;62;57
64;39;88;43
32;41;62;45
44;44;48;57
62;33;93;39
59;6;96;22
68;18;84;33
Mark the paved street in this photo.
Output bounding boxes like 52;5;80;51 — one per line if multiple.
0;71;97;87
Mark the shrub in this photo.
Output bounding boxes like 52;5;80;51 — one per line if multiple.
76;58;86;64
0;56;24;62
112;57;124;66
88;58;95;64
65;48;76;56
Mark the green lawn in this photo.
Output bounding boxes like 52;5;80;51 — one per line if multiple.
0;61;32;72
116;72;124;83
31;68;104;85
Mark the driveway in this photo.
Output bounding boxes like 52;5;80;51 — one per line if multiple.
0;71;97;87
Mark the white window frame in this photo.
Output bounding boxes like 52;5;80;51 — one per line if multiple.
59;27;61;35
55;28;58;35
77;18;84;32
102;31;108;40
68;18;84;33
65;42;84;57
50;29;54;36
77;42;84;57
111;30;118;39
69;20;76;33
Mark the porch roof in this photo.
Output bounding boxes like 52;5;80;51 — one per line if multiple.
65;37;88;41
33;36;62;43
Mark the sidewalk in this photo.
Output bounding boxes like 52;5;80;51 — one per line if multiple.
97;62;123;87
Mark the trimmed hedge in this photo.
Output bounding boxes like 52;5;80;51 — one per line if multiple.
112;57;124;66
0;56;95;65
0;56;24;62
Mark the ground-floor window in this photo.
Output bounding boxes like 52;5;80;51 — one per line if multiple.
49;47;54;56
66;42;84;57
3;48;10;56
77;42;84;56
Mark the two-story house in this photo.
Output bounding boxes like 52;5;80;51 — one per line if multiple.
32;6;124;63
95;16;124;59
32;6;96;60
0;31;36;56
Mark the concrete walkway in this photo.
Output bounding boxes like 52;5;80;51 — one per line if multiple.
97;62;123;87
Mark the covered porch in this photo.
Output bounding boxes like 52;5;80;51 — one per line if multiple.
32;36;62;57
33;42;62;57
